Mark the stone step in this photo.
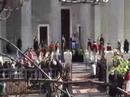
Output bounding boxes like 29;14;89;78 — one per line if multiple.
72;63;92;74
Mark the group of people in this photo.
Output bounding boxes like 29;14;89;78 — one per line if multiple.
117;39;129;53
87;34;130;56
1;39;64;80
25;40;63;79
87;34;106;56
0;35;74;81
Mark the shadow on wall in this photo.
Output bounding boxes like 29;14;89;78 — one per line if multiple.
6;43;17;54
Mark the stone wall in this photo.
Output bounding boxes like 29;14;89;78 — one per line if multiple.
1;0;130;52
6;9;21;52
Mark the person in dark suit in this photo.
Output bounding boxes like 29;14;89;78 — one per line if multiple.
117;40;121;52
33;37;39;51
124;39;129;53
99;34;105;54
16;38;22;58
100;34;104;46
87;39;92;51
17;38;22;50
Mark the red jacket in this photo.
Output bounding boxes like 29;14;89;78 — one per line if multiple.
92;43;98;53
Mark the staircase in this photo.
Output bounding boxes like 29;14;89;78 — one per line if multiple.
72;62;107;97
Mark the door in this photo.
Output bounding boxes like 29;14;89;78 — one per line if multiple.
61;9;70;49
38;25;49;46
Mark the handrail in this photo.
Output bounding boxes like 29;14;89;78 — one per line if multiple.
0;36;69;95
0;67;107;85
117;87;130;96
66;88;72;97
0;78;106;85
23;48;30;55
0;52;17;62
0;36;51;79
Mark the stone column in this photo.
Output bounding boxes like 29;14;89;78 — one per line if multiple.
0;20;6;52
94;5;101;42
21;0;33;51
71;4;80;37
109;0;124;48
90;4;95;41
80;4;95;49
50;0;61;44
100;0;124;48
100;3;109;46
124;0;130;43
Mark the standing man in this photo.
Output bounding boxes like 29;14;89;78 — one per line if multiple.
87;39;92;60
16;38;22;58
61;35;66;51
92;41;98;62
100;34;104;45
33;37;39;51
17;38;22;50
61;35;66;62
87;39;92;51
99;34;105;54
124;39;129;53
117;40;121;52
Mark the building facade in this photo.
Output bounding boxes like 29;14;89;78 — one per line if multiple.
0;0;130;52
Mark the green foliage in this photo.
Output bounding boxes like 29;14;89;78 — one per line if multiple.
110;55;130;76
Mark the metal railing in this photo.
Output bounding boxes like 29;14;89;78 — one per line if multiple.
117;87;130;97
0;36;71;96
0;68;42;79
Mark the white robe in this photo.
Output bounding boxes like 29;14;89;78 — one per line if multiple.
64;50;72;67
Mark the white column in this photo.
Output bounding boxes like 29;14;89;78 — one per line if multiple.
90;5;95;41
100;4;109;45
108;0;124;48
80;4;95;49
71;5;80;38
117;0;124;43
50;0;61;43
21;0;33;51
94;5;101;41
100;0;124;48
124;0;130;43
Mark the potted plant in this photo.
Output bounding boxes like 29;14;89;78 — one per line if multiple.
109;55;130;96
110;55;130;77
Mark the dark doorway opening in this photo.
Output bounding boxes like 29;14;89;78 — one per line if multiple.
61;9;70;49
39;26;48;46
